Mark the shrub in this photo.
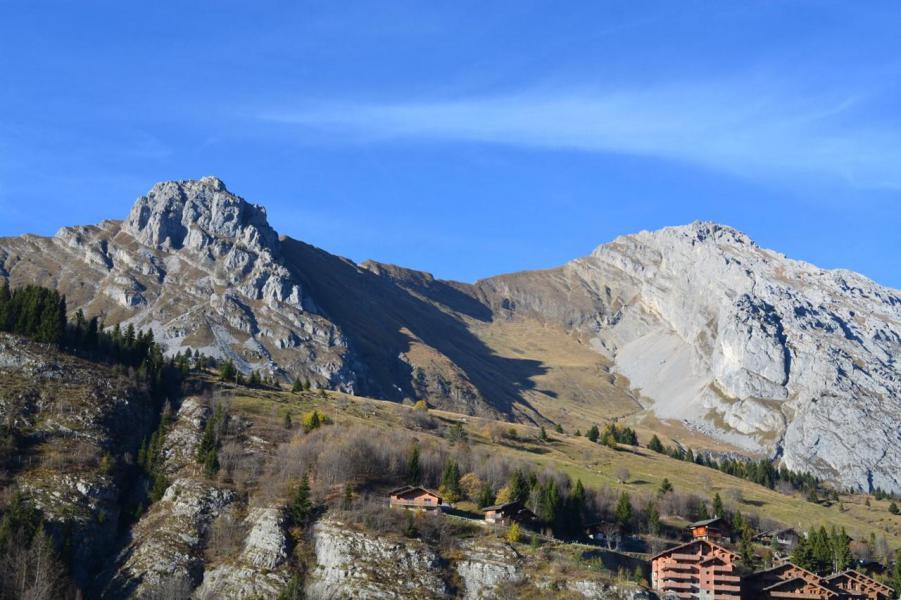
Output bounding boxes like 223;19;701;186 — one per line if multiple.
507;522;522;544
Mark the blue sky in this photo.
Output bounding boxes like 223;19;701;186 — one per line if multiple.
1;1;899;287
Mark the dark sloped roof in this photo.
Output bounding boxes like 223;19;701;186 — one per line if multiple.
687;516;727;528
481;500;523;512
649;538;738;561
388;485;443;499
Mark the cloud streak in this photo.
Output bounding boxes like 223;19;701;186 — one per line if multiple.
260;81;901;190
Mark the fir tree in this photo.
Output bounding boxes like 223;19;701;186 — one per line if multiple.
405;445;421;484
292;377;303;393
440;460;462;501
539;426;548;441
712;492;725;518
739;525;756;568
615;492;633;531
648;434;664;453
657;478;673;497
889;501;899;515
586;425;600;443
477;485;495;508
290;473;313;526
508;469;530;504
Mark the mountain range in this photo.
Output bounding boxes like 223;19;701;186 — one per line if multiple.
1;176;898;493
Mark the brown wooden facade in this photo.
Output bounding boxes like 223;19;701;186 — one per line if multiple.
651;539;741;599
388;486;445;510
824;570;895;600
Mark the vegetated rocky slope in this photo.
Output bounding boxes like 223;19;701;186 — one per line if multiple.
0;333;157;591
1;178;899;493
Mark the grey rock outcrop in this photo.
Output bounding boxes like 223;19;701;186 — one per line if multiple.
0;177;356;390
477;222;901;492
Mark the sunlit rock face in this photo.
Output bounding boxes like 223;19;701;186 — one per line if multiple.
477;221;901;493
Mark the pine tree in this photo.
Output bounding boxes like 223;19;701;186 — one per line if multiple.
539;426;548;441
405;445;421;484
554;423;564;434
283;412;293;429
889;501;899;515
697;502;710;521
648;434;664;453
508;469;530;504
586;425;600;443
536;479;561;526
292;377;303;393
739;524;756;568
712;492;725;518
219;360;237;382
657;478;673;497
477;485;495;508
440;460;462;502
831;527;853;572
615;492;633;531
290;473;313;525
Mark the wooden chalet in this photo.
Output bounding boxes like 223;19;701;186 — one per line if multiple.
753;528;802;553
388;486;446;511
650;539;742;599
687;516;729;542
760;577;840;600
823;570;896;600
482;500;539;528
743;563;826;598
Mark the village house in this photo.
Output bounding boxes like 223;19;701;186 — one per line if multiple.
743;562;896;600
687;516;730;543
823;570;896;600
482;500;540;528
743;563;833;599
753;528;802;555
758;576;840;599
650;539;742;599
388;486;446;511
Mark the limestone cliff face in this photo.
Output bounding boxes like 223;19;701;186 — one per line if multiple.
0;177;357;390
476;222;901;493
306;519;652;600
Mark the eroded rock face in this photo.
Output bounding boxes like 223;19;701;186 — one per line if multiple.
0;177;357;390
306;519;450;599
478;221;901;492
193;507;291;599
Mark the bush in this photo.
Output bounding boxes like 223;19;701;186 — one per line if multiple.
507;522;522;544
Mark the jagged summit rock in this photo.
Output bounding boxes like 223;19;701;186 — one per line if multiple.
125;176;279;253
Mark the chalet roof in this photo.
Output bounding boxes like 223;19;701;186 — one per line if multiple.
824;570;895;594
481;500;523;512
388;485;443;500
687;516;727;529
747;562;821;583
752;527;798;540
649;538;739;562
762;577;837;597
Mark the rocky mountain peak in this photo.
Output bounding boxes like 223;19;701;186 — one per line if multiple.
124;177;279;254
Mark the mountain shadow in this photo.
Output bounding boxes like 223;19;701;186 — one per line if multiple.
280;237;544;419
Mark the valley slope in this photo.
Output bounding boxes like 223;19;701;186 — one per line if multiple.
1;177;898;493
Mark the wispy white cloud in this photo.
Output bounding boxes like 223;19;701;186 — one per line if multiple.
259;80;901;190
